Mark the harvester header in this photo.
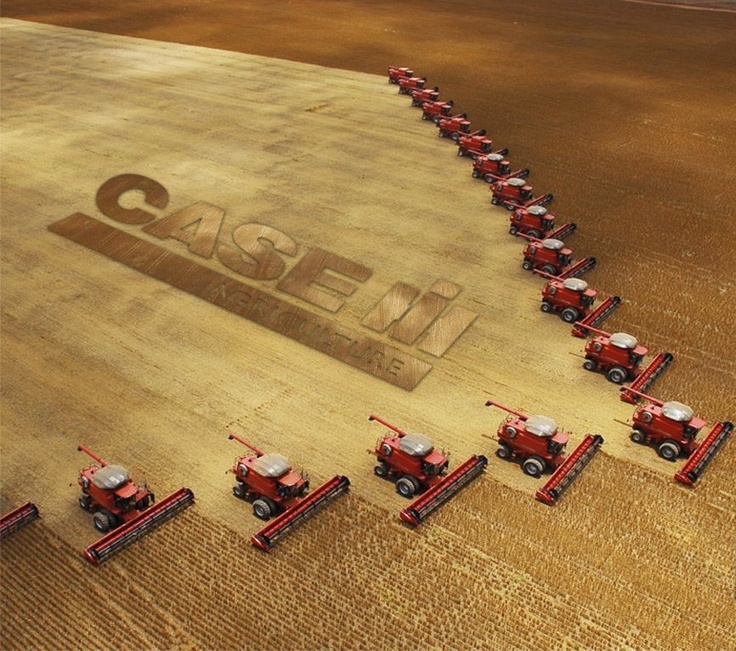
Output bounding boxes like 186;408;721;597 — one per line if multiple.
535;435;604;505
0;502;40;541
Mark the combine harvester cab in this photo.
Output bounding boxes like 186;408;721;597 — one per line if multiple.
369;415;486;525
621;388;733;484
228;434;349;552
490;177;554;212
485;401;603;503
411;86;440;107
437;113;472;141
388;66;414;84
474;153;529;185
578;326;673;389
422;99;454;123
0;502;40;541
398;76;427;95
76;445;194;565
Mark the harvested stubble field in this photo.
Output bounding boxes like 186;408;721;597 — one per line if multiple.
1;1;735;650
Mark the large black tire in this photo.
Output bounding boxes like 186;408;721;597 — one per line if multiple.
560;307;579;323
541;264;556;275
253;498;274;520
93;509;116;533
233;483;247;499
78;494;92;511
491;196;500;205
540;301;553;314
606;366;628;384
495;444;513;460
657;440;680;461
583;359;597;372
527;229;541;239
373;462;390;478
630;429;646;444
522;457;545;478
522;260;534;271
396;476;419;498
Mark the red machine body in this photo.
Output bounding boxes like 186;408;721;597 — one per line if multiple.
509;205;555;238
473;153;529;184
485;401;570;477
229;434;309;520
457;130;495;158
77;445;155;532
437;114;472;141
421;99;454;123
581;327;649;384
411;86;440;106
398;76;427;95
388;66;414;84
538;274;597;323
521;237;573;275
626;389;706;460
491;177;553;211
369;414;449;497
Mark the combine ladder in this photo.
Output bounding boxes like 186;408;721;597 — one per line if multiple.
400;455;488;526
251;475;350;551
675;422;733;486
572;296;621;338
536;435;604;505
0;502;40;541
83;487;194;565
620;353;674;403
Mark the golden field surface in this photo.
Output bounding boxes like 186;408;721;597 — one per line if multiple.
1;4;735;650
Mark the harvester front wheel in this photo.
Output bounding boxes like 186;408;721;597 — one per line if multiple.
496;444;513;460
93;510;116;533
522;457;545;478
374;462;390;478
657;441;680;461
541;264;556;275
527;229;541;239
606;366;628;384
253;498;275;521
396;476;419;498
561;307;579;323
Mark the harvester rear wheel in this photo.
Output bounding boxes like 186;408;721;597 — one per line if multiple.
630;430;646;444
396;476;419;498
233;483;247;499
522;260;534;271
583;359;597;371
522;457;545;478
496;444;513;460
253;498;275;520
509;226;518;235
541;264;556;275
540;301;553;313
657;441;680;461
606;366;627;384
373;462;390;478
491;196;500;205
561;307;579;323
457;149;465;156
93;510;116;533
78;495;92;511
450;133;460;142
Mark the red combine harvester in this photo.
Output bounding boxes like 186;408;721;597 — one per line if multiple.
77;445;194;564
473;153;529;184
398;76;427;95
537;275;597;324
437;114;473;141
457;130;506;159
509;205;554;239
228;434;349;551
0;502;40;541
421;99;454;123
411;86;440;107
578;325;674;388
388;66;414;84
369;415;487;526
520;227;596;277
485;401;603;504
490;177;553;211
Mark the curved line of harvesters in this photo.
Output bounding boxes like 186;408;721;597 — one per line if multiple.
388;65;733;492
1;68;732;564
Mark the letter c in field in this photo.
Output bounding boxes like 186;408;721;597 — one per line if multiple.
96;174;169;225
